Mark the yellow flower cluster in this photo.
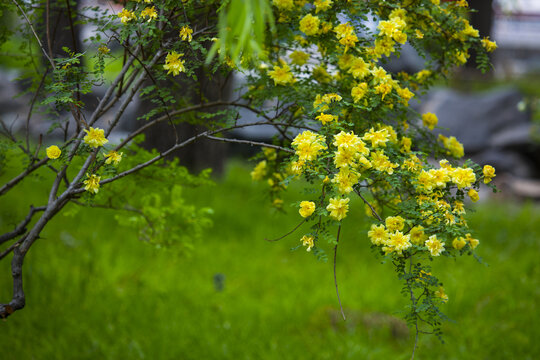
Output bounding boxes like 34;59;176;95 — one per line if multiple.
422;112;438;130
118;9;136;24
291;130;327;163
439;135;464;158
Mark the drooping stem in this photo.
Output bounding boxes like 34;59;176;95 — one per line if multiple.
334;224;345;321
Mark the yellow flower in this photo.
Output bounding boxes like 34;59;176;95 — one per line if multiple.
179;25;193;42
465;233;479;249
299;201;316;218
84;127;108;148
263;147;277;161
316;113;337;125
483;165;496;184
410;226;427;245
388;231;412;253
117;9;135;24
84;174;101;194
351;83;368;103
385;216;405;231
422;112;438;130
415;30;424;39
481;37;497;52
163;51;186;76
452;237;467;250
439;135;465;158
273;0;294;10
348;57;369;79
368;224;388;246
363;128;390;148
250;160;267;181
370;150;397;174
313;0;332;13
332;167;360;194
468;188;479;202
141;6;157;22
98;45;110;54
452;167;476;189
434;287;449;303
289;50;309;65
299;14;320;36
300;235;315;251
104;150;123;165
46;145;61;159
291;131;327;162
268;63;295;85
425;235;445;256
326;197;349;221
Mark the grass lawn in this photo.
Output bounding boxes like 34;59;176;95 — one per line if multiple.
1;161;539;359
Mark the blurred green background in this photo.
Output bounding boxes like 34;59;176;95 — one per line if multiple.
1;161;539;360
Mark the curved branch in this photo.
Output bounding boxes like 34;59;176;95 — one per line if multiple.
0;158;49;197
0;206;47;245
333;224;346;321
203;135;293;153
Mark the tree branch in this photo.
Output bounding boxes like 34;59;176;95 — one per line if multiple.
0;206;47;245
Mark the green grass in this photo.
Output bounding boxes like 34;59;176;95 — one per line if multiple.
1;161;539;359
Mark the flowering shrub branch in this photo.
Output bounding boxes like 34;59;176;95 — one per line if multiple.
0;1;498;357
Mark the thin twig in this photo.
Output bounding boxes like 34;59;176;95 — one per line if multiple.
354;187;383;222
0;158;49;197
0;206;47;245
409;256;420;360
334;224;346;321
265;219;306;242
204;135;294;153
11;0;56;69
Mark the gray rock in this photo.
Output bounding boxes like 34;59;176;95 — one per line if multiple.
420;87;531;153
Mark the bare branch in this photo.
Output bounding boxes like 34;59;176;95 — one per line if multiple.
0;206;47;245
0;158;49;197
354;187;383;222
11;0;56;70
204;135;294;153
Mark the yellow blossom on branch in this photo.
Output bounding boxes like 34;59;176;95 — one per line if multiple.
268;63;295;85
46;145;61;159
300;235;315;251
425;235;445;256
117;9;135;24
84;174;101;194
422;112;438;130
163;51;186;76
326;197;349;221
483;165;496;183
299;14;320;36
104;150;123;165
84;127;108;148
299;201;316;218
289;50;309;65
141;6;157;22
179;25;193;42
